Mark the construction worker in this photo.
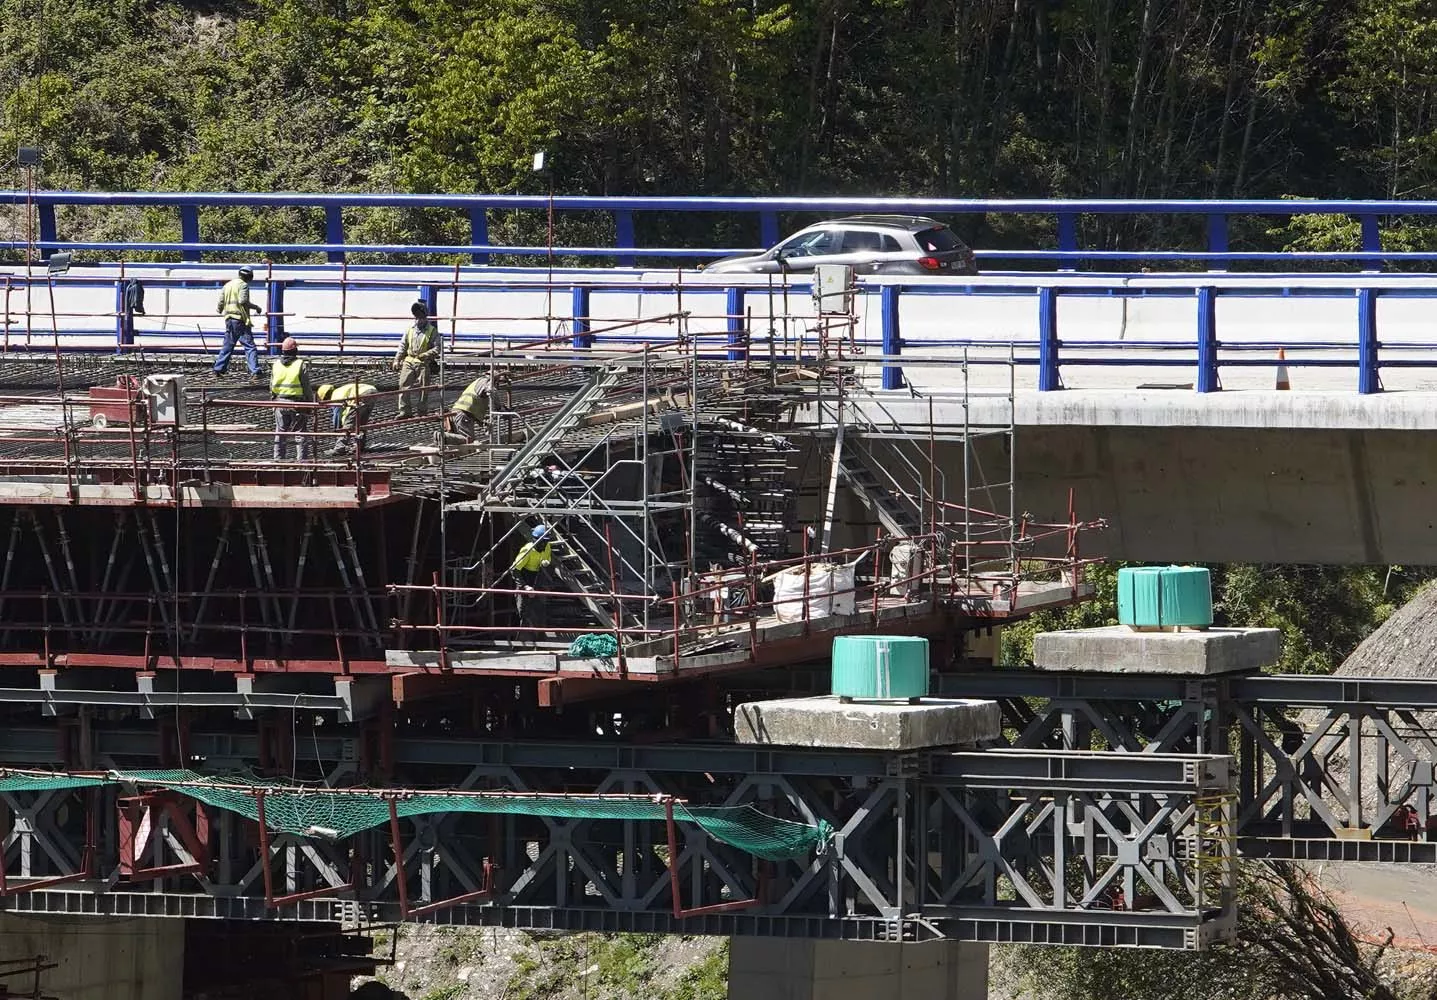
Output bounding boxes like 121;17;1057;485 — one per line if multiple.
269;337;315;460
213;266;263;380
447;375;492;443
316;380;378;455
512;524;554;629
392;301;439;419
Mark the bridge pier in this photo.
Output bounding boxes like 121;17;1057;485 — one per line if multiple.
0;914;376;999
730;646;999;1000
728;939;989;1000
0;913;183;999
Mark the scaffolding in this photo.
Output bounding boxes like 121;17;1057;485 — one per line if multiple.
1192;792;1239;914
0;267;1103;694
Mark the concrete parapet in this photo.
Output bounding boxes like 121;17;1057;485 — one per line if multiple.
867;390;1437;432
734;695;1001;750
1033;625;1282;675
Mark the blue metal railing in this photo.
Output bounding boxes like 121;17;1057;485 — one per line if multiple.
860;278;1437;395
0;269;1427;394
6;191;1437;267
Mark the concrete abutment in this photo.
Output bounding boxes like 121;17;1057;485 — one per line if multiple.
727;938;989;1000
0;913;375;999
0;913;183;1000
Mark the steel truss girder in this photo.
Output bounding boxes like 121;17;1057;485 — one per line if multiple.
0;789;91;892
1232;703;1437;841
944;670;1437;854
937;672;1437;708
0;726;1228;784
0;729;1236;948
0;886;1214;948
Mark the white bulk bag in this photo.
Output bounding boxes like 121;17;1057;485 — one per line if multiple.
773;564;836;622
831;564;857;616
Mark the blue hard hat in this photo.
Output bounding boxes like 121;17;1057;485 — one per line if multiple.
531;524;548;540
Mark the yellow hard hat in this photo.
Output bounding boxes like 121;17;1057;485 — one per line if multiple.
316;384;334;401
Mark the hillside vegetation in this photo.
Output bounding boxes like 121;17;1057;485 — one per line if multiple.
5;0;1437;254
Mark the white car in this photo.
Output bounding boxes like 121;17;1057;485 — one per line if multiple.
704;215;977;275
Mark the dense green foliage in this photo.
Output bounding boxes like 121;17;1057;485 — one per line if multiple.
7;0;1437;254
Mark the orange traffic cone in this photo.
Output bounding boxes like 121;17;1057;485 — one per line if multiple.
1275;348;1291;390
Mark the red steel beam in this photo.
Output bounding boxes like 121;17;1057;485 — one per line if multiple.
387;799;495;920
537;675;633;710
0;464;396;508
255;791;365;908
117;791;211;881
664;797;764;919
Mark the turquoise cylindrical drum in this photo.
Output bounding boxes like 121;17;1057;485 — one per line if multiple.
1117;566;1213;627
1156;566;1213;626
831;635;930;699
1117;566;1164;625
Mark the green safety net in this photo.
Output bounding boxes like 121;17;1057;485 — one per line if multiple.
0;774;107;793
566;633;620;658
0;769;830;863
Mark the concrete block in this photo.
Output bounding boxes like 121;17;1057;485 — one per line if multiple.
1032;625;1282;675
734;696;1000;750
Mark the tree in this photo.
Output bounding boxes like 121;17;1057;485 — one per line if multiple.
999;861;1435;1000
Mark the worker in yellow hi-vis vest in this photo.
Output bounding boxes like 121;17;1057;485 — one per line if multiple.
316;380;378;455
512;524;554;629
447;375;492;443
392;300;439;419
269;337;315;460
213;266;263;379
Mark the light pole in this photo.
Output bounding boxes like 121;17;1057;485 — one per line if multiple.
17;146;40;344
533;151;554;342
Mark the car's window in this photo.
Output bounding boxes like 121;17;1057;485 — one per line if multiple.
841;230;884;253
776;229;839;257
915;227;964;252
880;234;902;252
